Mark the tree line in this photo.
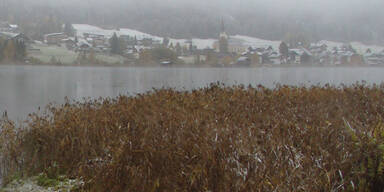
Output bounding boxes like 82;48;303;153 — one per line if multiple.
0;37;26;62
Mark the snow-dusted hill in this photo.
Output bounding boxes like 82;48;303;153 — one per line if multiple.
72;24;384;53
72;24;161;40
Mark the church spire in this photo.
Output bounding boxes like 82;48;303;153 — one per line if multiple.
221;18;225;32
219;18;229;54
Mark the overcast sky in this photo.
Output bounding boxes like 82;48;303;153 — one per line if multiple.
19;0;384;20
3;0;383;42
25;0;384;10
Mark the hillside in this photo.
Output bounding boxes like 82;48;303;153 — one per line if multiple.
73;24;384;54
1;0;384;43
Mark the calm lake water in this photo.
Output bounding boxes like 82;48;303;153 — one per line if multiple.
1;65;384;121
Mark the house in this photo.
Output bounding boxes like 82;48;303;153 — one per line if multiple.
0;21;19;33
178;56;194;64
0;32;30;46
309;43;330;64
309;43;328;55
289;47;313;64
44;33;68;45
160;60;172;66
213;38;248;55
236;56;251;66
62;38;77;50
350;53;364;65
268;52;281;65
140;38;154;47
83;33;107;47
364;52;384;65
76;39;92;52
317;51;332;65
83;33;105;40
243;49;263;65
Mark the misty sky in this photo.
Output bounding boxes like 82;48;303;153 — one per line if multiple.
46;0;384;27
26;0;384;13
2;0;383;42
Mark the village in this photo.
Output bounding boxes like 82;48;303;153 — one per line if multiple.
0;20;384;67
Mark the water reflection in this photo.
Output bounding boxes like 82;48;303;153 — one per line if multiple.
0;65;383;120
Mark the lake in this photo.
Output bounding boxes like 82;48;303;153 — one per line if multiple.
1;65;384;121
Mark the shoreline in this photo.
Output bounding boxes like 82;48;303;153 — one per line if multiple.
0;62;383;68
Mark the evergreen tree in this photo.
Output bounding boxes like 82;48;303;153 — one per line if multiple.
133;36;138;46
219;35;229;53
88;49;96;64
162;37;170;47
279;42;289;59
64;22;75;37
169;43;174;50
110;33;121;55
3;40;16;61
189;42;193;52
15;40;26;61
0;38;5;62
175;42;182;56
119;37;127;52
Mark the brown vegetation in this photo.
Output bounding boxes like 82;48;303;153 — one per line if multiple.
2;84;384;191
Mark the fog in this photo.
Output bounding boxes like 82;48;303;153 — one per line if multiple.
1;0;383;43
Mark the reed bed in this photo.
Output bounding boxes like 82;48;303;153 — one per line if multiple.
1;84;384;191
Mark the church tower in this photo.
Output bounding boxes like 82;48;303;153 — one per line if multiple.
219;19;229;54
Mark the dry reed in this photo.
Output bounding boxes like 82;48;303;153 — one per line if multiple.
1;83;384;191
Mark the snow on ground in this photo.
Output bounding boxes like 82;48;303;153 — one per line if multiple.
169;35;282;50
317;40;344;50
73;24;384;53
73;24;215;49
28;44;125;65
231;35;281;50
73;24;161;40
316;40;384;54
350;42;384;54
1;176;83;192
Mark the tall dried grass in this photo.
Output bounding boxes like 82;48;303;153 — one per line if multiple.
1;84;384;191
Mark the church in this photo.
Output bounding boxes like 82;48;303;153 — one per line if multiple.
213;20;248;55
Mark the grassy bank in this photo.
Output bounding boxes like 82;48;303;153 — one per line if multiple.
27;44;126;65
1;84;384;191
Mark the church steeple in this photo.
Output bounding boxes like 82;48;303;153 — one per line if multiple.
221;18;225;33
219;18;228;39
219;18;229;54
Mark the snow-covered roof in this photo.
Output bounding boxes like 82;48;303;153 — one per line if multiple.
135;45;152;51
237;56;249;62
77;38;91;47
44;33;65;37
300;47;313;56
62;38;75;42
72;24;384;54
0;32;20;38
290;47;312;56
161;61;172;65
290;49;304;56
314;40;384;55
